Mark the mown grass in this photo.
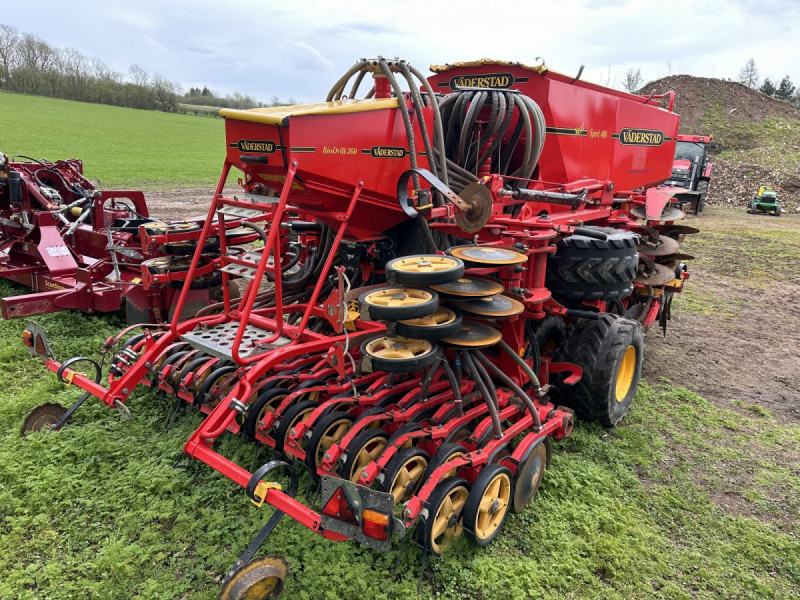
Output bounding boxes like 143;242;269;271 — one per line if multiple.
0;92;225;189
0;274;798;599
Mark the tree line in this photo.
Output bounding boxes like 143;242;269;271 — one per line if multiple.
738;58;798;106
0;24;285;114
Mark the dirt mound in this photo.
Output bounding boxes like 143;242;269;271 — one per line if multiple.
706;158;800;213
639;75;800;133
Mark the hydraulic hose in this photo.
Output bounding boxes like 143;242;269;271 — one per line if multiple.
440;359;463;417
497;339;541;395
461;351;502;440
474;349;541;431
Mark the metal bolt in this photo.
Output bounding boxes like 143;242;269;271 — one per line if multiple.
290;428;297;437
122;388;129;394
324;452;331;461
145;362;151;368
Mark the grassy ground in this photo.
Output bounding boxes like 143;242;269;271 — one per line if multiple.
0;207;798;599
0;92;224;188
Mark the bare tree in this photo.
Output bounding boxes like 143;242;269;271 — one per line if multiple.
0;24;18;85
738;58;759;88
128;64;149;87
622;68;643;93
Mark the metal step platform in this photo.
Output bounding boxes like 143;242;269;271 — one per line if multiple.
181;321;291;360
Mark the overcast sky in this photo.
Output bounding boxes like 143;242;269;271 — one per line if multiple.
5;0;799;102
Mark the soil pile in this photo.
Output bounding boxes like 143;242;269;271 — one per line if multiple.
638;75;800;133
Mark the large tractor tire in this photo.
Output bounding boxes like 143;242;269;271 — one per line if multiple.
553;314;644;427
545;227;638;304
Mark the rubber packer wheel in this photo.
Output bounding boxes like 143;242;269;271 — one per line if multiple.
463;463;514;547
395;307;463;340
380;447;429;505
386;254;464;286
305;410;355;472
217;555;287;600
553;314;644;427
359;287;439;321
361;336;438;373
164;236;220;256
339;428;389;482
417;477;470;556
545;226;639;303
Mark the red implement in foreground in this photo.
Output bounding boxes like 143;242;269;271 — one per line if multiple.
24;57;694;599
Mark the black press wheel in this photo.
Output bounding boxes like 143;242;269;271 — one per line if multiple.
304;410;355;473
272;399;318;455
380;446;430;505
164;236;220;256
385;255;464;286
338;428;389;483
361;336;438;373
244;387;291;439
416;476;470;556
421;442;467;483
395;307;463;340
359;287;439;321
553;314;644;427
462;463;514;547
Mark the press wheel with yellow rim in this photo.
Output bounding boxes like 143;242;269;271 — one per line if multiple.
361;336;438;373
417;477;471;556
359;287;439;321
217;555;288;600
462;463;514;547
305;410;356;474
551;314;644;427
380;447;430;505
339;428;389;483
386;254;464;286
422;442;466;483
395;307;462;340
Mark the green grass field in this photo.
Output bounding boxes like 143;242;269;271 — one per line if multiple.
0;290;797;599
1;92;225;188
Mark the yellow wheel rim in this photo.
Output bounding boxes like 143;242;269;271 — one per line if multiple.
474;472;511;540
615;345;637;402
349;437;388;482
365;336;433;360
241;577;280;599
392;255;459;273
314;417;353;467
388;454;428;504
399;307;457;327
430;484;469;554
255;391;289;434
364;288;433;307
284;406;316;448
439;451;464;479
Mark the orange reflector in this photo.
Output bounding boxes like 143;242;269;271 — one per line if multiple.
22;330;33;347
361;509;390;541
362;509;389;527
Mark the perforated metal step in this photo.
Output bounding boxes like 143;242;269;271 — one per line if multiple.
181;321;290;360
217;206;264;219
219;250;269;280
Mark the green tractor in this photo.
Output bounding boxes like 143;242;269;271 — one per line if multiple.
748;186;782;216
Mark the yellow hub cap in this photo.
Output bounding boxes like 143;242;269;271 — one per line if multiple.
364;288;433;307
393;255;459;273
474;472;511;540
430;485;469;554
615;345;636;402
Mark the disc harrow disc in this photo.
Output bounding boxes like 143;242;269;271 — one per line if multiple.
362;336;438;373
452;294;524;318
630;204;685;222
455;182;493;234
654;224;700;236
636;235;680;257
449;246;527;266
21;403;67;436
634;263;676;286
396;307;463;340
217;555;288;600
430;276;504;298
440;322;502;348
